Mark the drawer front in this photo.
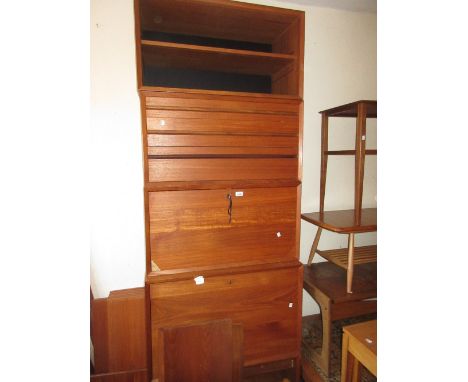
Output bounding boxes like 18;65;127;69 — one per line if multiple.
147;134;298;157
146;109;299;135
149;187;298;271
148;158;298;182
145;94;300;114
150;266;302;378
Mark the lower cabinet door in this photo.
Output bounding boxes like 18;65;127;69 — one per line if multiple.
149;265;302;380
148;186;299;272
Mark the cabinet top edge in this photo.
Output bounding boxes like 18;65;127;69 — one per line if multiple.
138;86;303;103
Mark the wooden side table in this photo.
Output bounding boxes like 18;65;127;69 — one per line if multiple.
341;320;377;382
302;262;376;377
303;100;377;294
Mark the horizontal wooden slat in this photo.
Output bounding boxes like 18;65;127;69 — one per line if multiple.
325;149;377;155
316;245;377;269
148;146;297;157
139;86;300;100
145;95;300;114
144;179;301;192
148;158;298;182
146;109;298;135
147;134;298;147
147;260;301;284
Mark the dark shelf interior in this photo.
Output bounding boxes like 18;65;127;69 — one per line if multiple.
143;66;272;93
142;30;273;53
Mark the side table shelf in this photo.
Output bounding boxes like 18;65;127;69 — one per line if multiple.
316;245;377;269
302;208;377;293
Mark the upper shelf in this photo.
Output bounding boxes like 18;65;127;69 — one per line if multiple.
139;0;302;45
301;208;377;233
141;40;296;76
320;100;377;118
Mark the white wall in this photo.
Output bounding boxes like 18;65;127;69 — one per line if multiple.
90;0;377;313
91;0;145;298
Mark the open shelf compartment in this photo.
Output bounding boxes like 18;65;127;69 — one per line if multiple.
136;0;304;96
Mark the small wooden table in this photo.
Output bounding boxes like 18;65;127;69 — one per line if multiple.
302;262;376;377
303;100;378;294
341;320;377;382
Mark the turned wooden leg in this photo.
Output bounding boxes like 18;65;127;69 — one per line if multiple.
347;233;355;293
307;227;322;265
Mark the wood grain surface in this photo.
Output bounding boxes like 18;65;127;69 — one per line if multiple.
150;265;301;379
149;187;298;270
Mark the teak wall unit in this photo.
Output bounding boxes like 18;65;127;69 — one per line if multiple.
134;1;305;381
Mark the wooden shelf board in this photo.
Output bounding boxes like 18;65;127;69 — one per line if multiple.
316;245;377;269
319;100;377;118
139;86;302;100
325;149;376;156
303;262;376;304
301;208;377;234
141;40;296;76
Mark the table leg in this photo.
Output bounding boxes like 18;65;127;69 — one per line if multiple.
347;233;355;293
307;227;322;265
352;358;361;382
341;331;349;382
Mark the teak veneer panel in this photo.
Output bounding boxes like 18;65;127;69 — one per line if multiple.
145;94;300;114
148;146;298;157
148;158;298;182
157;319;241;382
146;109;298;135
147;134;297;148
147;133;298;158
149;187;297;271
150;265;302;379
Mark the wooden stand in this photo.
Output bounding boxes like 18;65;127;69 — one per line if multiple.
304;100;377;293
301;101;377;379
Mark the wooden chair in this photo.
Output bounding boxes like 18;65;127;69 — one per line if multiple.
157;319;243;382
